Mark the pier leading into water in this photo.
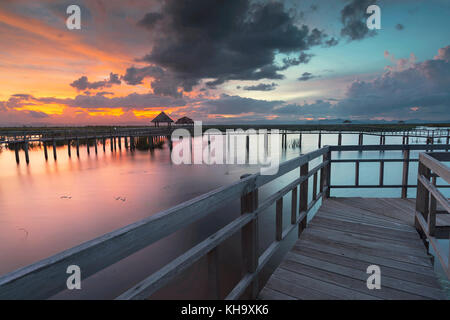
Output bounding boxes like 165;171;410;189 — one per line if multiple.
0;143;449;299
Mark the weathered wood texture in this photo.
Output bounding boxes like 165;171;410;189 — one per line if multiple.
259;198;447;300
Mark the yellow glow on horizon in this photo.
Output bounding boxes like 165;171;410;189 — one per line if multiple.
16;103;65;115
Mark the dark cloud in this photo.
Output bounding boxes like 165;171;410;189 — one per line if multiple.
137;12;163;29
395;24;405;30
198;94;283;115
298;72;315;81
26;110;49;118
242;82;278;91
70;73;121;91
137;0;336;89
281;52;314;69
324;37;339;47
340;0;377;41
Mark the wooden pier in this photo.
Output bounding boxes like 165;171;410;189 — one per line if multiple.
259;198;446;300
0;144;449;300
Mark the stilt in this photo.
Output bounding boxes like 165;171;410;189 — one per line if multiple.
318;131;322;148
299;133;302;148
15;143;20;164
68;140;71;157
118;136;121;150
114;137;117;151
24;141;29;164
86;139;90;155
76;138;80;157
125;136;129;149
149;136;154;149
110;137;114;152
94;138;98;154
53;140;57;160
103;138;106;152
43;141;48;160
338;132;342;146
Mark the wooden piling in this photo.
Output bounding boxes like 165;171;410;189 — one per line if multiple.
318;131;321;148
24;141;29;164
76;138;80;157
110;137;114;152
67;140;71;157
52;140;57;160
86;139;90;155
338;132;342;146
15;143;19;164
103;138;106;152
43;142;48;160
94;138;98;154
118;136;122;150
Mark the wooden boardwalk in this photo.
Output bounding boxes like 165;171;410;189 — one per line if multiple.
259;198;447;300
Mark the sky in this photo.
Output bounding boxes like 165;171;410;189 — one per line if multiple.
0;0;449;125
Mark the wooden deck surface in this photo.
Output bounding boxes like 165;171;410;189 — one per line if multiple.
259;198;447;300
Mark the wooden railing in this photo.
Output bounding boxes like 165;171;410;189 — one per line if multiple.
414;152;450;279
0;147;331;300
328;144;450;198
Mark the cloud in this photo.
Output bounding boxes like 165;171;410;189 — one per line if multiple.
340;0;377;41
198;94;283;115
136;0;337;89
137;12;163;29
395;24;405;31
242;83;278;91
273;46;450;121
297;72;315;81
70;73;121;91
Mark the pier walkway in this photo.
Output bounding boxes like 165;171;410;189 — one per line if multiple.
259;198;448;300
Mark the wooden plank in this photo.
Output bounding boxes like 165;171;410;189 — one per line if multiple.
292;245;440;288
265;276;337;300
284;252;444;299
293;239;435;277
258;287;296;300
273;267;378;300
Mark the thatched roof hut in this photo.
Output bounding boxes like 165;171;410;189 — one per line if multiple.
175;116;194;125
151;111;174;127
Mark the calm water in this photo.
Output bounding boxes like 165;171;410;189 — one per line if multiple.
0;130;448;298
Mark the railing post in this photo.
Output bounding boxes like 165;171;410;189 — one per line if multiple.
428;176;437;236
240;174;258;299
276;198;283;241
291;186;297;224
415;161;430;234
299;162;309;236
401;149;410;199
207;247;220;300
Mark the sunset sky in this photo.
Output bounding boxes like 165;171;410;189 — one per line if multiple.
0;0;449;125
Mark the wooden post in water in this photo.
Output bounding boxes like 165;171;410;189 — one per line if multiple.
67;140;71;157
338;132;342;146
52;140;57;160
447;131;449;152
299;162;309;236
24;140;29;164
43;141;48;160
379;134;383;145
110;137;114;152
318;131;322;148
299;133;302;148
94;138;98;154
102;138;106;152
76;138;80;157
15;142;20;164
124;136;128;149
240;174;258;299
401;149;410;199
86;139;90;155
118;136;121;150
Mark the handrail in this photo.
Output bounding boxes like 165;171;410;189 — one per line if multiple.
0;146;330;299
414;152;450;279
